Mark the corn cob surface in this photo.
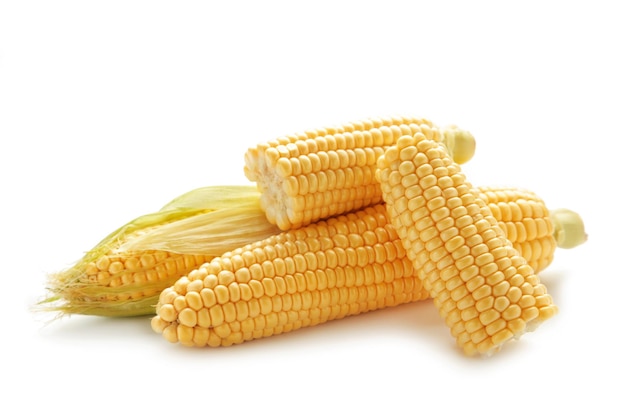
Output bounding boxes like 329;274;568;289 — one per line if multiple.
476;187;557;273
151;204;425;347
244;116;476;231
376;133;559;356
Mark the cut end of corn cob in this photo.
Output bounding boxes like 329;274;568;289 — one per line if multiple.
550;208;587;249
376;133;558;357
440;125;476;165
37;186;280;317
244;116;476;231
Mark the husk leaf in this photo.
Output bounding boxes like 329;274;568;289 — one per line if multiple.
37;185;279;317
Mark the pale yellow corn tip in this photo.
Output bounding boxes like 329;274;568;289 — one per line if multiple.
550;208;587;249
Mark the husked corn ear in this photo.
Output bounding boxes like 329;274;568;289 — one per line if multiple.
39;186;280;317
151;204;428;347
244;116;476;231
376;133;558;356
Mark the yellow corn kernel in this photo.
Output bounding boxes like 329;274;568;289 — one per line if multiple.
39;186;280;317
376;133;558;357
244;116;476;231
152;204;430;347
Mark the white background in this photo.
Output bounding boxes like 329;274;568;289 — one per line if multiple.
1;1;624;415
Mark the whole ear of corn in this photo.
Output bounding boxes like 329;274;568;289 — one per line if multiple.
38;186;280;317
244;116;476;231
150;186;580;347
151;204;428;347
375;133;559;356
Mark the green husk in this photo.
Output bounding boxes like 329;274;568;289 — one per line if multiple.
37;185;280;318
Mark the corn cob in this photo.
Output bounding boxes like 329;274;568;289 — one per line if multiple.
244;116;476;231
151;204;424;347
39;186;280;317
375;133;559;356
150;187;582;347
